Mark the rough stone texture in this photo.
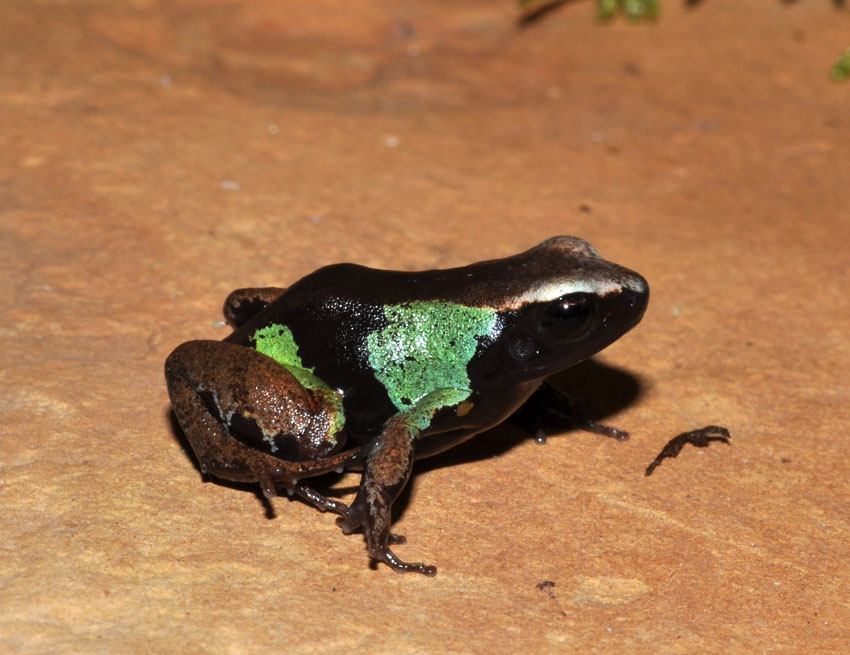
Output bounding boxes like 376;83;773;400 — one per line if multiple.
1;1;849;653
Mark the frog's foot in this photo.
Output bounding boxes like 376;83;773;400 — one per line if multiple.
341;508;434;574
645;425;731;476
222;287;287;327
520;382;630;443
253;444;372;500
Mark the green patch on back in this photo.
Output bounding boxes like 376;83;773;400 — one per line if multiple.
253;324;319;388
366;301;497;418
252;323;344;442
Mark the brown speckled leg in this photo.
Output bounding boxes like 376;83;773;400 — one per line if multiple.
165;340;368;497
341;414;436;576
223;287;287;327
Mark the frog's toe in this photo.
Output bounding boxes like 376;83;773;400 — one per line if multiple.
338;511;363;535
290;484;349;516
371;545;437;576
255;469;280;499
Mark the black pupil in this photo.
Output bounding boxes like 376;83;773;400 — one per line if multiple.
543;294;593;339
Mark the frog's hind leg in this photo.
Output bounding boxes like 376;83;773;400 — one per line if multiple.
165;340;365;497
223;287;287;327
340;413;437;576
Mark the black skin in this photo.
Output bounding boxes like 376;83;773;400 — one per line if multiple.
165;236;727;575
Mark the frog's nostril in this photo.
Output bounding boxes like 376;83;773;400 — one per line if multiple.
619;285;649;322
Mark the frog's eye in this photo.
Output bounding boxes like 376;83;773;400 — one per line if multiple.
542;294;595;340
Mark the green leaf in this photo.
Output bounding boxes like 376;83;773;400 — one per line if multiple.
830;47;850;82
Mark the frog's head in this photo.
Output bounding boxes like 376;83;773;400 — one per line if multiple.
490;236;649;380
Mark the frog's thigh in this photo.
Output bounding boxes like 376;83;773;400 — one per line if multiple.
164;339;342;490
223;287;287;326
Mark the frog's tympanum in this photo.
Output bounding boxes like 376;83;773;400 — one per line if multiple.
165;236;652;575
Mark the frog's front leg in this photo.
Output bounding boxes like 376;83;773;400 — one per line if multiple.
223;287;286;327
520;382;631;442
165;340;366;498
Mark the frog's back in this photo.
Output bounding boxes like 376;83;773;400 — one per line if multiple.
260;235;636;311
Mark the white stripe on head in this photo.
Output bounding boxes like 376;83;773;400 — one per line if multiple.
508;274;647;308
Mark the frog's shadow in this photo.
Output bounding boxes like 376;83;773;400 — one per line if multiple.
417;358;644;474
167;359;644;523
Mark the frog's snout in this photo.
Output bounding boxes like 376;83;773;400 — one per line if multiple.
619;274;650;325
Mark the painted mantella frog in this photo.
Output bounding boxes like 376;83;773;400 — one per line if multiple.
165;236;650;575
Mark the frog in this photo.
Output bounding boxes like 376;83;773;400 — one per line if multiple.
164;236;652;576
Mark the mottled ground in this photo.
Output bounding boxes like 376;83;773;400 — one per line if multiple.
2;1;849;653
